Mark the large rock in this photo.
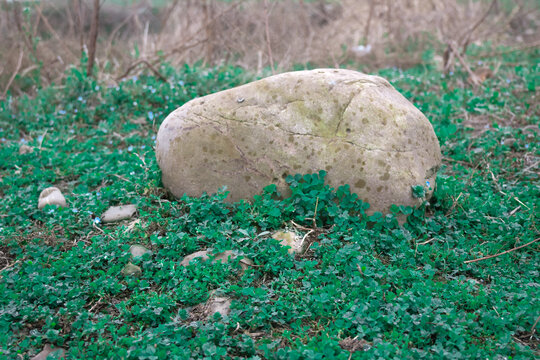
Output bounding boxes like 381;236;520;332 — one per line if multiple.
156;69;441;213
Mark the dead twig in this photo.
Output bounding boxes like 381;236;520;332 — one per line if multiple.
459;0;498;54
35;5;77;58
1;48;23;99
446;192;464;216
117;39;206;82
88;296;103;312
443;0;498;74
87;0;101;77
116;59;168;82
449;42;481;86
106;8;144;57
464;238;539;264
417;238;436;246
159;0;180;39
118;1;239;79
74;0;85;53
12;3;38;61
530;314;540;338
312;197;319;228
443;156;474;167
508;206;521;217
364;0;376;44
291;221;312;231
472;40;540;59
158;2;240;60
263;0;275;74
0;259;21;274
111;173;133;184
202;0;215;65
299;229;314;249
38;129;48;150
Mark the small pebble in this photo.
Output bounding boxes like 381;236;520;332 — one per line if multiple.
129;244;152;258
19;144;34;155
31;344;66;360
121;263;142;277
272;230;305;254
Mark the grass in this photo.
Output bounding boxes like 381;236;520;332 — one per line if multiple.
0;46;538;359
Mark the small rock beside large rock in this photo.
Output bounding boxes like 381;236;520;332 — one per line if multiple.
38;187;67;209
102;204;137;223
189;291;232;321
31;344;66;360
121;263;142;277
205;296;232;318
180;250;252;272
129;244;152;258
156;68;441;214
272;230;305;254
19;144;34;155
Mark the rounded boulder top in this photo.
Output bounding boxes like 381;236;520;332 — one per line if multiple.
156;68;441;214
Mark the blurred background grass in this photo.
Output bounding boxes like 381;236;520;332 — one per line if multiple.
0;0;538;96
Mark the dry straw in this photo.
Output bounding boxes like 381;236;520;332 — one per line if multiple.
0;0;538;96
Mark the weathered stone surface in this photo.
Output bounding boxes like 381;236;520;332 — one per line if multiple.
121;262;142;277
272;230;305;254
38;187;67;209
102;204;137;223
180;250;252;271
129;244;152;258
31;344;66;360
156;68;441;214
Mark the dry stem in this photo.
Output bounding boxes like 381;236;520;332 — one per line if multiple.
87;0;101;77
464;238;540;264
1;48;23;99
263;0;275;74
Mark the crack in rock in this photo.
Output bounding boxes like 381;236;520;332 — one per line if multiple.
335;90;359;135
193;110;414;154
